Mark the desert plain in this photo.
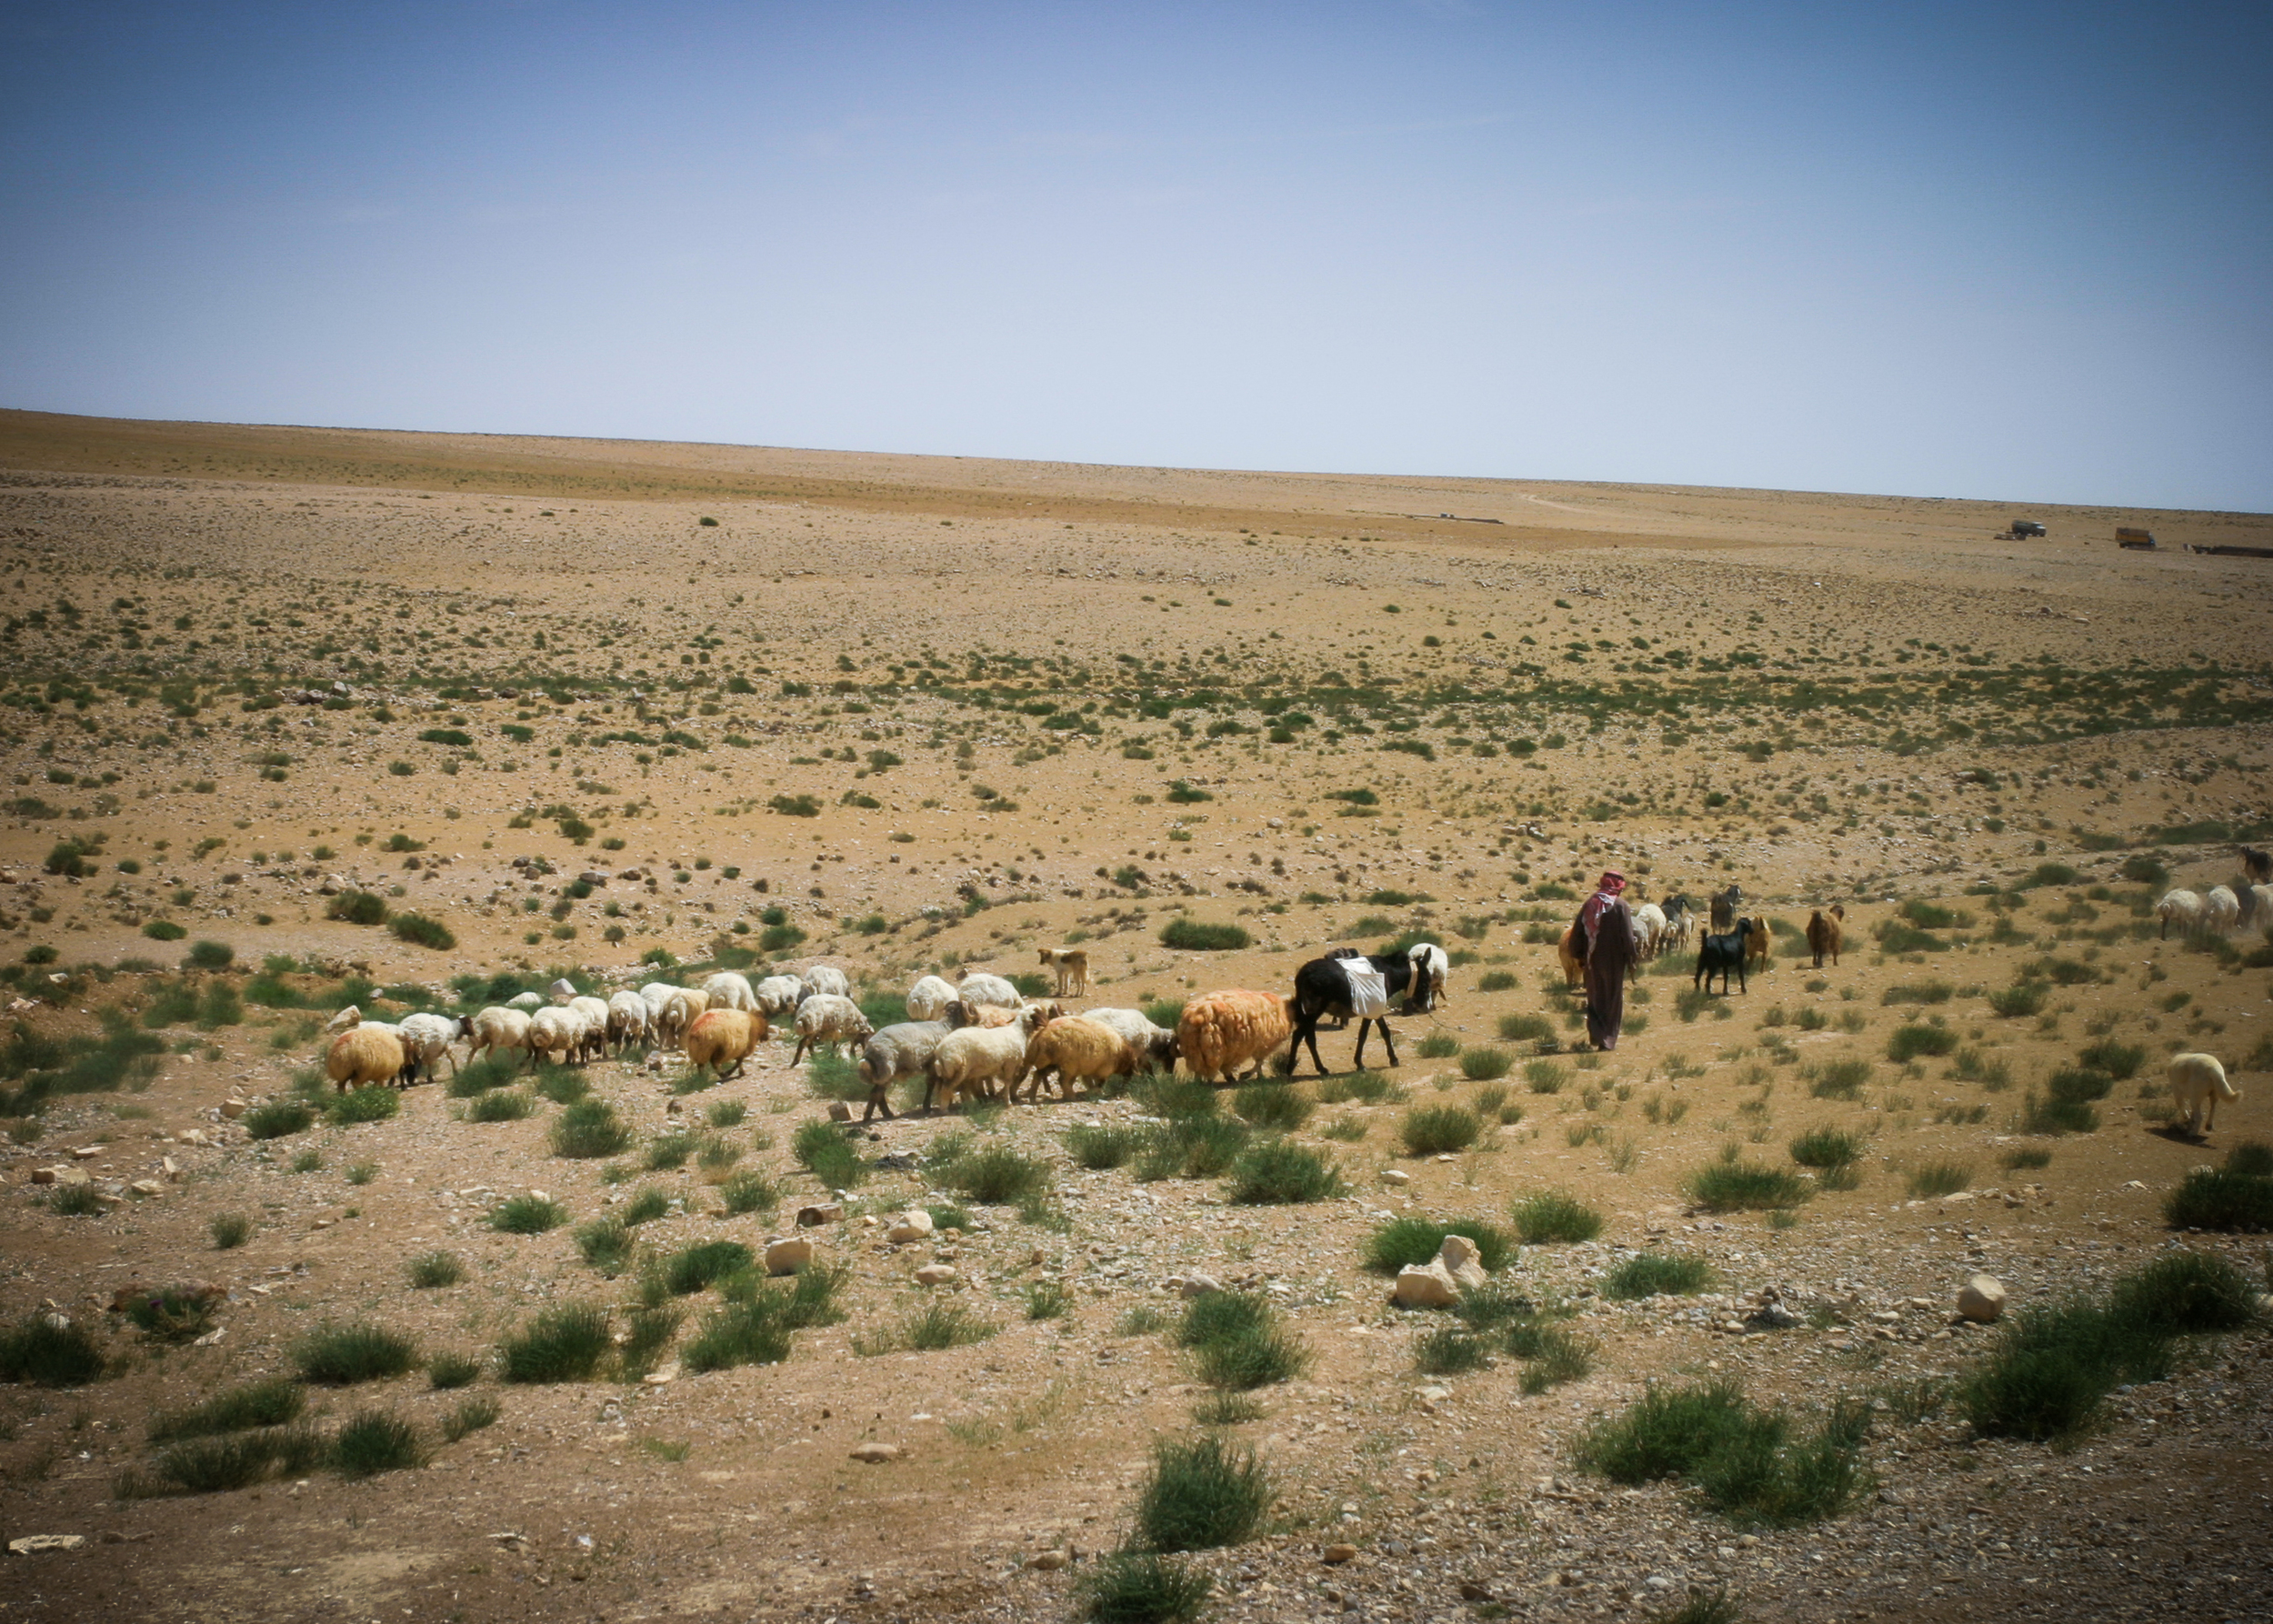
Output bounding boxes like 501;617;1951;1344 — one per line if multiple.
0;406;2270;1624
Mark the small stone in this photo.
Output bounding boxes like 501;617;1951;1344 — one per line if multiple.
1392;1260;1459;1309
1957;1274;2007;1324
1322;1543;1358;1565
129;1179;164;1198
886;1210;936;1245
1378;1169;1410;1186
642;1362;680;1386
1026;1549;1070;1571
1177;1272;1223;1299
848;1442;899;1464
1437;1235;1488;1293
161;1157;181;1180
70;1146;99;1160
6;1535;85;1555
796;1202;844;1228
764;1237;815;1276
1460;1579;1495;1600
27;1167;55;1186
1736;1534;1760;1549
915;1263;958;1287
826;1101;853;1123
218;1098;245;1119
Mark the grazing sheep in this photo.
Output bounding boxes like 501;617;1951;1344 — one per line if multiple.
2204;885;2241;935
944;997;1062;1029
953;967;1023;1009
684;1007;767;1082
1555;925;1586;990
2240;847;2270;885
924;1009;1042;1112
791;993;875;1065
1806;905;1846;969
1037;947;1090;998
395;1012;465;1084
2168;1052;2238;1138
567;996;612;1063
1176;989;1294;1085
1632;903;1667;962
638;981;683;1023
905;974;957;1022
466;1006;533;1066
606;990;651;1055
1021;1016;1138;1103
526;1006;583;1066
703;972;758;1013
2158;888;2206;939
507;990;545;1011
325;1025;406;1093
1082;1007;1180;1072
856;1021;952;1123
754;975;806;1018
803;964;851;1001
1662;898;1695;953
1743;917;1771;971
656;987;712;1051
2243;884;2273;929
1694;921;1748;996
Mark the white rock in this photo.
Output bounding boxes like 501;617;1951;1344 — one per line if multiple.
763;1237;814;1276
1379;1169;1411;1186
1957;1274;2007;1324
1392;1260;1460;1309
1176;1272;1224;1299
886;1210;935;1245
915;1263;958;1287
6;1535;85;1555
848;1441;900;1463
1437;1235;1488;1293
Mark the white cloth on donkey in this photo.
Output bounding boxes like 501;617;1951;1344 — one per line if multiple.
1342;961;1390;1018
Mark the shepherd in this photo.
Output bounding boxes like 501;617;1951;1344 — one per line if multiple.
1576;870;1637;1051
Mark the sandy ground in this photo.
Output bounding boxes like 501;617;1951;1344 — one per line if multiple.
0;410;2269;1624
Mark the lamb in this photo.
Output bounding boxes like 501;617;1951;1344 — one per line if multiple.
791;993;875;1064
1806;905;1846;969
1742;917;1770;971
684;1007;767;1082
466;1006;532;1066
753;975;806;1018
1037;947;1090;998
1176;989;1294;1085
606;989;651;1055
905;974;957;1022
526;1006;584;1066
655;987;712;1050
395;1012;465;1084
567;996;612;1063
1694;921;1748;996
325;1025;406;1093
953;967;1023;1009
2157;888;2205;938
1661;899;1694;953
856;1020;952;1123
924;1009;1041;1111
802;964;851;1001
1632;902;1667;962
2203;885;2241;935
1082;1007;1180;1072
1021;1015;1138;1103
2168;1052;2238;1138
702;971;758;1013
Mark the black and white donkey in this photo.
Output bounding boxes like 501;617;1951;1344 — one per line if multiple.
1289;941;1450;1076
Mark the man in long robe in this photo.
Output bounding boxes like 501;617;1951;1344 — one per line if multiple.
1578;871;1636;1051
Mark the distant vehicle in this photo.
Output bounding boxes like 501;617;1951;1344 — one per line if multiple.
2117;527;2158;550
2007;518;2047;538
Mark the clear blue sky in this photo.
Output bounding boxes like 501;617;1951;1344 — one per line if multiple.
3;2;2267;509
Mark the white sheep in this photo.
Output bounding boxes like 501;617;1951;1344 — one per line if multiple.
906;974;957;1022
1632;902;1667;961
792;993;875;1065
2204;885;2241;935
2157;889;2205;938
638;981;681;1023
606;989;651;1054
526;1006;583;1065
1082;1007;1180;1072
2168;1052;2238;1138
754;975;805;1018
655;987;711;1050
567;995;612;1062
925;1008;1042;1111
2245;884;2273;929
803;964;851;1001
703;971;758;1013
953;968;1023;1009
466;1006;533;1066
396;1011;465;1083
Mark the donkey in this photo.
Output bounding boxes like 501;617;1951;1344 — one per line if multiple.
1290;942;1449;1076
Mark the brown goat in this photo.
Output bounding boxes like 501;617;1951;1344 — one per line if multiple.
1806;905;1846;968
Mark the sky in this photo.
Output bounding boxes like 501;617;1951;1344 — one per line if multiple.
1;1;2268;510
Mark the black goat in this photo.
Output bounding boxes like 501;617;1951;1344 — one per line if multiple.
1291;943;1447;1076
1694;918;1750;996
2243;847;2271;885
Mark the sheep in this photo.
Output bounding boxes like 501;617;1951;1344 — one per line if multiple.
655;987;712;1051
684;1007;768;1082
1082;1007;1180;1072
1176;989;1294;1085
856;1020;951;1123
754;975;806;1018
953;967;1023;1009
2240;847;2270;885
606;989;651;1055
507;990;545;1011
2204;885;2241;935
1632;903;1667;962
2157;888;2205;938
703;972;758;1013
2168;1052;2238;1138
566;996;612;1063
526;1006;583;1066
1806;905;1846;969
1694;921;1748;996
466;1006;532;1066
1743;917;1771;971
1037;947;1090;998
924;1008;1042;1112
1555;925;1586;990
942;997;1054;1029
2245;884;2273;930
791;993;875;1065
325;1025;406;1093
906;974;957;1022
396;1011;465;1084
1021;1015;1138;1103
803;964;851;1001
1662;898;1695;953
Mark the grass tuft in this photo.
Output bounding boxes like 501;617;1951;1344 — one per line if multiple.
1510;1189;1604;1243
549;1098;631;1158
292;1322;419;1385
1604;1253;1714;1300
1231;1081;1312;1131
1133;1433;1271;1551
1686;1161;1812;1212
406;1250;464;1288
148;1378;303;1442
496;1302;612;1383
1399;1104;1480;1155
489;1193;568;1235
1076;1550;1214;1623
1225;1139;1344;1204
330;1409;428;1477
208;1213;253;1249
1362;1217;1512;1274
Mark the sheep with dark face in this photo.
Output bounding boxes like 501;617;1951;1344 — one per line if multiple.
856;1020;952;1122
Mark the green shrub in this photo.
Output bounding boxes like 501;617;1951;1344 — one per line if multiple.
242;1099;315;1140
148;1378;302;1443
293;1321;420;1385
1575;1380;1871;1525
208;1212;253;1250
1067;1123;1144;1169
2018;1091;2099;1136
145;1429;305;1494
1226;1140;1344;1204
2046;1067;2112;1104
1457;1045;1512;1081
2222;1140;2273;1178
1523;1058;1568;1094
1076;1551;1213;1623
326;890;389;926
718;1170;780;1215
119;1286;220;1344
1687;1161;1812;1211
1414;1325;1494;1375
1498;1012;1552;1042
497;1302;612;1383
531;1064;587;1105
1960;1298;2172;1441
328;1084;400;1125
575;1218;635;1274
446;1053;518;1098
1510;1190;1603;1243
142;919;187;942
2162;1167;2273;1231
550;1098;631;1158
1158;919;1252;952
489;1194;568;1235
426;1353;481;1390
1399;1104;1480;1155
185;939;235;971
1805;1058;1873;1100
791;1119;868;1188
682;1299;793;1372
406;1251;464;1288
1988;983;2046;1018
1886;1024;1957;1063
1136;1116;1252;1181
441;1396;502;1443
388;913;456;950
663;1240;754;1296
1133;1433;1271;1551
330;1409;428;1477
1604;1253;1713;1300
1506;1319;1596;1394
1363;1217;1513;1274
466;1088;533;1122
854;1301;997;1356
943;1144;1052;1205
1787;1127;1865;1169
1417;1031;1459;1058
0;1315;105;1387
1342;1068;1401;1104
1906;1161;1972;1199
1231;1081;1312;1131
2108;1250;2259;1333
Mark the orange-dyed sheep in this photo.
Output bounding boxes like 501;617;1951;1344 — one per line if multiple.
685;1007;768;1081
325;1025;407;1093
1175;989;1294;1085
1021;1016;1139;1103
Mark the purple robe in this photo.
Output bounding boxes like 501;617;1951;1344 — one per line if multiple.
1582;897;1635;1050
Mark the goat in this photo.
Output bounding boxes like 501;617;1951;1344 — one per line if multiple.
1661;897;1695;952
2241;847;2271;885
1555;923;1586;990
1288;942;1448;1076
1037;947;1089;998
1742;917;1770;971
1806;905;1845;968
1694;919;1749;996
1709;884;1743;934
